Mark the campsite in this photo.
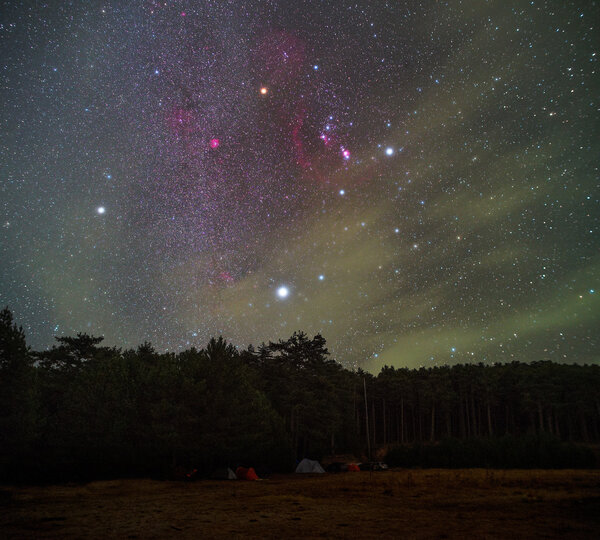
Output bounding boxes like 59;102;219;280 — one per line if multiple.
2;468;599;538
2;0;599;536
2;318;600;537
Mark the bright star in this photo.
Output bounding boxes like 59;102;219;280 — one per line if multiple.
318;275;324;281
276;286;289;298
339;189;345;195
97;206;106;215
385;147;394;156
260;86;268;95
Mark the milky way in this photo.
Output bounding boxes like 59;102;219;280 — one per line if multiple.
1;1;598;370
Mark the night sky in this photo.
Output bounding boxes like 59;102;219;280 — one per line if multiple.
1;1;598;371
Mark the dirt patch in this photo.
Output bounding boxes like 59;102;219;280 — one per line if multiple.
2;469;599;538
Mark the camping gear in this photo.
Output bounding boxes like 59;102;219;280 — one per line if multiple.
326;462;348;473
210;468;237;480
347;463;361;472
359;461;389;471
295;458;325;473
236;466;259;480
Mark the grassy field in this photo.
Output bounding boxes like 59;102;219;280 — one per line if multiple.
2;469;599;539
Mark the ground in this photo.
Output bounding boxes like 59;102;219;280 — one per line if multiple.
2;469;599;538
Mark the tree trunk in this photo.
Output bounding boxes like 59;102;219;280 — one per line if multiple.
579;411;589;442
372;400;377;447
383;398;387;446
471;395;477;436
460;400;466;438
291;407;298;464
430;402;436;442
546;408;554;435
465;397;471;438
400;397;405;444
554;410;561;439
363;378;371;460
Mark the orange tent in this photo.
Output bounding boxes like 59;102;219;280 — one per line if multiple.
236;466;259;480
348;463;360;472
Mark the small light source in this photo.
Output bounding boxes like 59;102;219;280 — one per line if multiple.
260;87;268;95
276;286;289;298
97;206;106;214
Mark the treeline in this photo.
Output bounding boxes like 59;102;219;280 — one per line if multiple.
366;362;600;446
0;307;598;482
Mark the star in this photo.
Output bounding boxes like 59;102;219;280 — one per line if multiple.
276;286;289;299
1;0;595;372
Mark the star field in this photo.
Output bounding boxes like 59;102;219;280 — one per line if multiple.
1;1;598;370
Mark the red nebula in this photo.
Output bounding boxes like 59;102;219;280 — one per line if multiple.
209;138;220;149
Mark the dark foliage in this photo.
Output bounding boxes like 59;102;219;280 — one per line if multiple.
0;308;598;482
386;435;597;469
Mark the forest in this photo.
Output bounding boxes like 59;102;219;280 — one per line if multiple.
1;307;598;482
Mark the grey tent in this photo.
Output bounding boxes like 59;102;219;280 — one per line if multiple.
295;458;325;473
210;467;237;480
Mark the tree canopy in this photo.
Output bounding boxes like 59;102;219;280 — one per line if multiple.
0;308;598;481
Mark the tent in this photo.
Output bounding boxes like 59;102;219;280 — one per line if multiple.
236;466;260;480
295;458;325;473
347;463;360;472
210;467;237;480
